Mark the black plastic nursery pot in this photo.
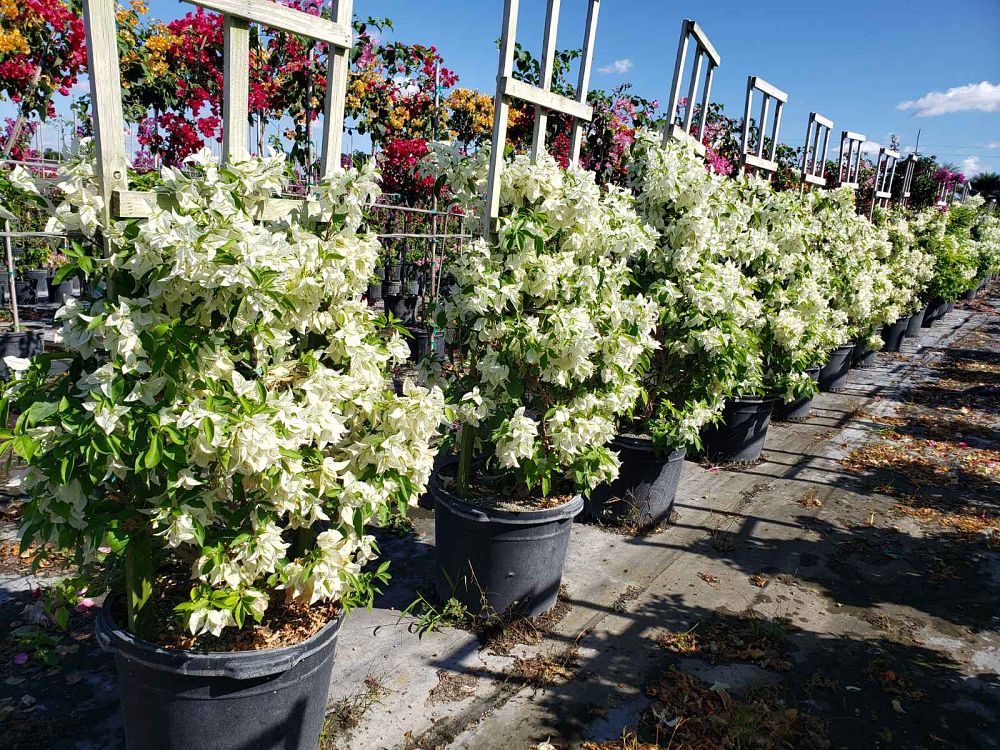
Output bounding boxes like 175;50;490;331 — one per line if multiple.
921;298;947;327
700;396;776;465
431;469;583;617
946;301;956;313
15;280;35;305
383;293;419;324
584;436;686;527
851;339;877;368
881;317;908;353
772;366;821;422
406;324;445;361
818;344;855;392
367;282;383;301
0;331;43;379
96;602;341;750
906;307;926;336
959;287;977;302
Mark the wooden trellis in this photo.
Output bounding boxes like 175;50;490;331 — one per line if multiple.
869;146;899;218
82;0;354;227
837;130;866;190
739;76;787;175
483;0;600;237
800;111;833;188
899;153;916;207
959;181;972;203
664;19;720;155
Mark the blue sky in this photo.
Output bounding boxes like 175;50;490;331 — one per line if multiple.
13;0;1000;175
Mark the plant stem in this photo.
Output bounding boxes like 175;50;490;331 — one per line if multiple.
124;527;155;640
456;421;475;494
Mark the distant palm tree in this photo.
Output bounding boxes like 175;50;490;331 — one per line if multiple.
971;172;1000;199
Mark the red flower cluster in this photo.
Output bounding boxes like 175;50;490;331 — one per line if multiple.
378;138;437;204
0;0;87;120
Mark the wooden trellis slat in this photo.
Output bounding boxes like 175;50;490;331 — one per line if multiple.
664;19;720;155
869;146;899;218
740;75;787;174
82;0;354;225
483;0;601;235
801;112;833;188
900;154;916;206
837;130;866;190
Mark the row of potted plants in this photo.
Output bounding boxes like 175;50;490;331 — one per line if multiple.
1;133;998;749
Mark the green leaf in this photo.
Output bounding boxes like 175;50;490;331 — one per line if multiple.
54;607;69;629
144;433;163;469
52;263;77;285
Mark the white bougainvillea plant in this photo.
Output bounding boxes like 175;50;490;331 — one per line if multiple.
873;205;934;319
1;141;444;640
724;178;840;401
625;132;763;451
425;147;659;498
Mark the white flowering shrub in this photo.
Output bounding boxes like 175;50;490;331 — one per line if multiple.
873;206;934;319
810;188;896;351
624;133;763;449
913;202;980;302
974;208;1000;277
1;142;444;639
427;149;659;495
724;178;841;399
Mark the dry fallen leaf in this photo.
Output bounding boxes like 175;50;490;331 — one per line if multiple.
698;572;720;585
750;574;768;588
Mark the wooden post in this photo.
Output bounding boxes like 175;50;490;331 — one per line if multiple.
484;0;519;237
221;16;250;164
319;0;353;178
530;0;561;160
3;220;19;333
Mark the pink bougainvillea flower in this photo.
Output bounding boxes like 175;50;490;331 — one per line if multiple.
97;546;111;555
75;598;95;612
13;653;29;665
958;442;968;448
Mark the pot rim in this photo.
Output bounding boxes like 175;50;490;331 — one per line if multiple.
430;466;584;525
610;433;687;460
95;597;342;680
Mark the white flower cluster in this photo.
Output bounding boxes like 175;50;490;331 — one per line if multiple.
6;142;444;637
430;149;659;493
626;132;764;447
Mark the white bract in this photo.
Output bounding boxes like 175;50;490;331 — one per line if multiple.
3;141;444;638
427;148;659;494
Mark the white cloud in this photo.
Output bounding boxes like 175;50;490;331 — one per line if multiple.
597;58;633;75
961;156;981;177
861;140;881;155
897;81;1000;117
987;141;1000;149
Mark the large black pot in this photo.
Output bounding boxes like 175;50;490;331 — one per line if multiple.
852;340;877;368
773;365;821;422
922;298;948;327
383;293;419;324
881;317;908;353
906;307;926;336
96;603;341;750
0;331;43;379
584;437;685;527
959;287;977;302
945;301;956;314
700;396;776;465
818;343;855;391
431;470;582;617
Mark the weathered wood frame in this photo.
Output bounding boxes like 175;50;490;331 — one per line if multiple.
83;0;354;224
739;76;788;174
483;0;600;236
837;130;866;190
800;112;833;188
869;146;899;218
664;19;720;155
899;154;916;206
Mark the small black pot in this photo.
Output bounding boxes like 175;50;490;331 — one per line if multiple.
584;437;686;527
385;264;402;283
96;603;341;750
881;317;908;353
818;344;855;391
852;341;877;368
906;307;926;336
367;282;383;302
383;293;419;324
406;325;445;362
382;279;403;297
0;331;43;379
405;280;421;296
773;366;821;422
14;280;35;305
700;396;776;465
25;269;49;303
959;287;976;301
431;469;583;617
946;301;956;313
